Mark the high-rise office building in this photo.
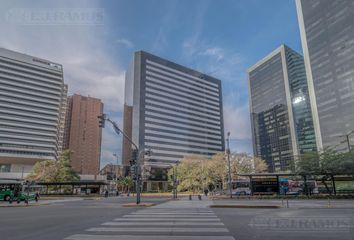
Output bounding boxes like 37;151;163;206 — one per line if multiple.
248;45;316;172
0;48;65;177
63;94;103;175
296;0;354;151
122;51;224;181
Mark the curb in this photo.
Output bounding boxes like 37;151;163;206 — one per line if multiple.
83;197;101;201
209;205;281;209
0;203;50;208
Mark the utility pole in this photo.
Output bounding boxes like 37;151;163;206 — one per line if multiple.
113;153;119;181
173;166;176;199
98;114;146;204
337;130;354;152
226;132;232;199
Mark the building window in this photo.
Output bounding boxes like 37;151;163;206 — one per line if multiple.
0;164;11;172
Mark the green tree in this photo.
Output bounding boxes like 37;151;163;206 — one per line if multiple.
341;150;354;175
295;151;321;176
117;176;133;193
254;157;268;173
296;148;354;195
169;152;259;193
27;150;79;182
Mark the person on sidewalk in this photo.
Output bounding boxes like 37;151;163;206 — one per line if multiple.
204;189;209;196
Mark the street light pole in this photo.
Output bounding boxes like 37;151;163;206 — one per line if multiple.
346;134;351;151
337;130;354;152
173;166;176;199
113;153;119;181
226;132;232;199
99;114;142;204
172;161;178;200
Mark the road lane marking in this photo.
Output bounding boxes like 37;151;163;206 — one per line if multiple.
87;227;229;233
130;212;214;215
102;222;224;226
65;234;236;240
123;215;218;218
113;218;221;221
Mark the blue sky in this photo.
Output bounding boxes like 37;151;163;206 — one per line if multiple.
0;0;302;167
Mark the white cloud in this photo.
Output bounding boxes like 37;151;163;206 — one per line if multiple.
0;2;125;168
116;38;134;49
181;37;252;152
201;47;224;61
181;39;245;84
223;103;251;140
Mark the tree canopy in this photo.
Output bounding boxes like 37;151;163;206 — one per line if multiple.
169;152;268;193
296;148;354;176
27;150;79;182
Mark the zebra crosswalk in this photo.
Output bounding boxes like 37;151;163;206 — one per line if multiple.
65;199;235;240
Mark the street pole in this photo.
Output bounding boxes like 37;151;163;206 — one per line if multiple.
175;164;178;199
227;132;232;199
173;166;176;199
338;130;354;152
101;115;142;204
113;153;119;178
346;135;351;151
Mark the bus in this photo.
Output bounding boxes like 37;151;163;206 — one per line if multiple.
0;180;39;202
231;179;252;195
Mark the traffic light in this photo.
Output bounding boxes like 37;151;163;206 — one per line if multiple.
98;114;106;128
130;165;137;180
131;149;138;162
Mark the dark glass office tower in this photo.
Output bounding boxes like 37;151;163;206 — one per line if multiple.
296;0;354;151
248;45;316;172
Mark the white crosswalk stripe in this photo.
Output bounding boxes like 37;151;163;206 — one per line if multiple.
102;222;224;226
113;218;221;222
64;199;236;240
65;235;236;240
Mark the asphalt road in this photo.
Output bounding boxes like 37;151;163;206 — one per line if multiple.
1;197;353;240
0;196;168;240
215;207;354;240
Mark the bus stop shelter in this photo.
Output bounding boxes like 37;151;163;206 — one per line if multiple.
237;173;298;195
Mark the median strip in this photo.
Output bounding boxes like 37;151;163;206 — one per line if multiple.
122;203;156;207
209;204;280;209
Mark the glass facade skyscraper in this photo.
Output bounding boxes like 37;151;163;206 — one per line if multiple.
296;0;354;151
248;45;316;172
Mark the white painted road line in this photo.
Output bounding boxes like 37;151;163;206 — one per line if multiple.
130;212;214;215
123;215;218;218
136;208;213;213
65;234;236;240
87;227;229;233
113;218;221;221
102;222;224;226
64;200;236;240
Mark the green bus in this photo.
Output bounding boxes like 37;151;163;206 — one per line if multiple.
0;180;39;203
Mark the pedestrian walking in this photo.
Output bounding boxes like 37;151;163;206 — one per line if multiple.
204;189;209;196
